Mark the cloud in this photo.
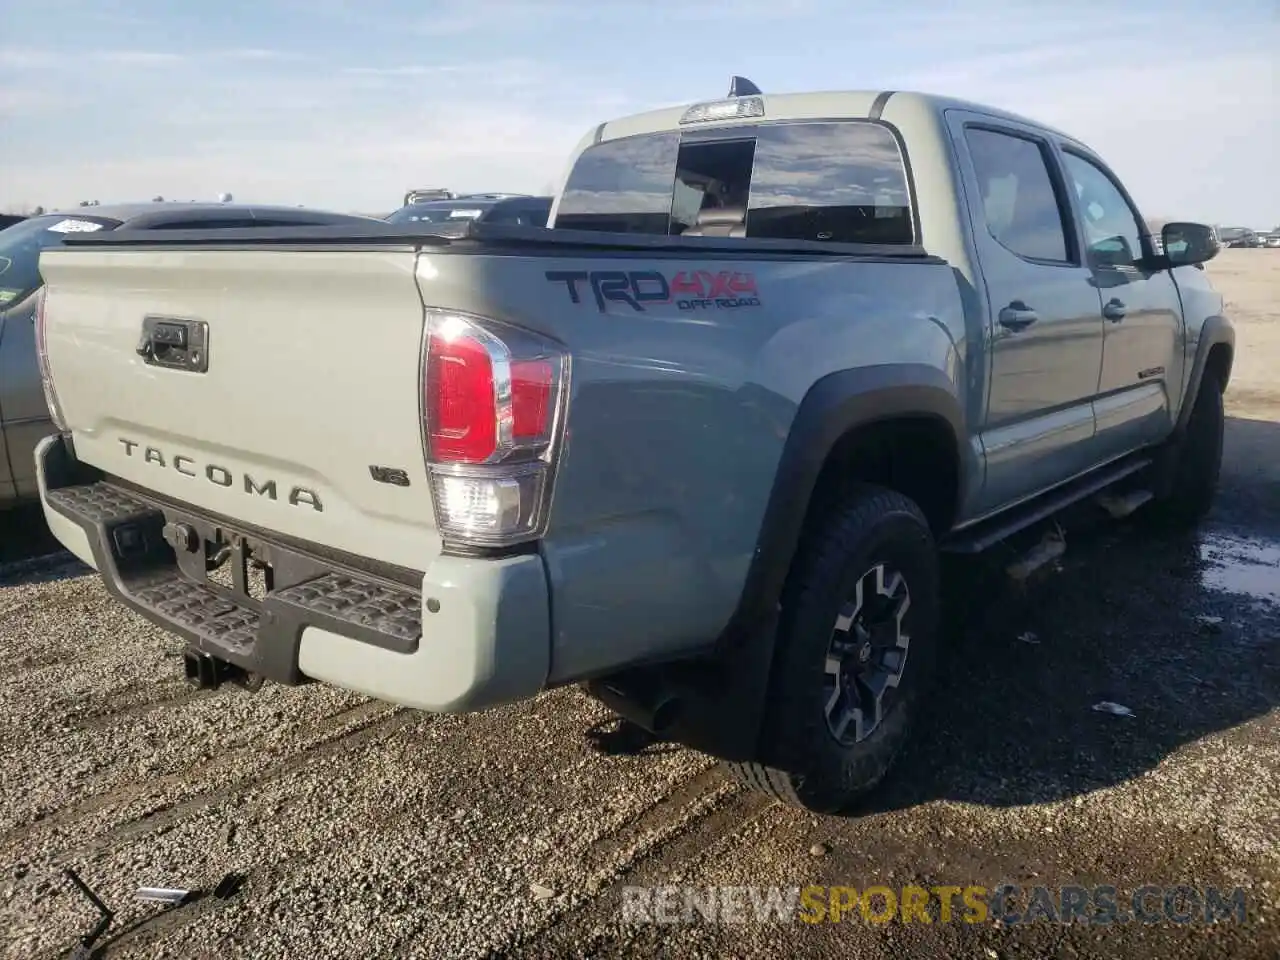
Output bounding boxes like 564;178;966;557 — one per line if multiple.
411;0;820;34
0;48;606;211
215;48;305;62
0;86;76;117
898;47;1276;225
0;0;1275;225
0;45;297;70
94;50;184;66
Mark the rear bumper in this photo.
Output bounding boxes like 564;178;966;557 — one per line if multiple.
35;434;550;712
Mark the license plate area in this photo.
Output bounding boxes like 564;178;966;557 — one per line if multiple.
166;520;275;608
205;533;273;604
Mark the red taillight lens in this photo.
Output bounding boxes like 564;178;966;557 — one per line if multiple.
427;333;498;463
425;317;562;464
511;359;553;440
421;311;569;547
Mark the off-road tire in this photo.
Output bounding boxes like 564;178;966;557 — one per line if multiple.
727;484;940;814
1148;371;1224;526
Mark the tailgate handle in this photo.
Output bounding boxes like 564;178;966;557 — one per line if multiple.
137;316;209;373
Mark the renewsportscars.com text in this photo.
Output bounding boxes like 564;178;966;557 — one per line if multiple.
620;883;1250;926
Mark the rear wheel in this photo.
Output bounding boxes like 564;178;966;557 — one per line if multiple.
727;485;939;814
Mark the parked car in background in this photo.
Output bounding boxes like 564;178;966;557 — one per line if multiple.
0;203;384;510
1216;227;1262;248
402;188;454;205
385;193;553;227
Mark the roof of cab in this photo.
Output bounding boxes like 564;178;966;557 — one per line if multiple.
595;89;1076;144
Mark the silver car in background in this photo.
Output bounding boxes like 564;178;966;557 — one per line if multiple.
0;202;384;509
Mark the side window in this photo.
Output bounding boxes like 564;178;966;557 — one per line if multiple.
1060;152;1145;267
964;127;1071;263
747;122;913;244
554;133;680;233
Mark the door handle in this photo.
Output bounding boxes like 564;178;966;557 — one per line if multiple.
998;302;1039;332
1103;298;1127;322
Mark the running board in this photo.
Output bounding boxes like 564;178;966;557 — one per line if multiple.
941;456;1152;555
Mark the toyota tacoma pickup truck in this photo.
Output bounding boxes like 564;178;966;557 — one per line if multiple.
33;83;1233;813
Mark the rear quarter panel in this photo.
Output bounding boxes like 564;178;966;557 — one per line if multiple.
416;250;968;680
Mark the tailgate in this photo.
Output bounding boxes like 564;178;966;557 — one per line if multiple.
38;247;440;570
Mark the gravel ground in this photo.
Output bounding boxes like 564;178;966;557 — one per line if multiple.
1;251;1277;959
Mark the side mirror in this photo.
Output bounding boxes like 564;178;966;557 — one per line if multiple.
1161;222;1219;267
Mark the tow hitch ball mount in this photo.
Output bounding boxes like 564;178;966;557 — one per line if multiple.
182;651;265;692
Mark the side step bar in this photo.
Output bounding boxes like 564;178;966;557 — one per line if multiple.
942;456;1152;555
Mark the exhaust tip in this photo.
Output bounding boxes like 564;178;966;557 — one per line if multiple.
589;676;683;737
649;696;682;736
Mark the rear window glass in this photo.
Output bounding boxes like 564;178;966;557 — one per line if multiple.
747;123;912;244
554;121;914;244
555;132;681;234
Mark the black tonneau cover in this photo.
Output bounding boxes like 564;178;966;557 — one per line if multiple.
59;220;940;262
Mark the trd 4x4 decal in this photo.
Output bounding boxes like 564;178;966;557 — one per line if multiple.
546;269;761;313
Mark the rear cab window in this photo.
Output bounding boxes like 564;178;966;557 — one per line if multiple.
554;120;915;245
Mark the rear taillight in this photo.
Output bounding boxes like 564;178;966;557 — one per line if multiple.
423;310;569;547
34;288;68;432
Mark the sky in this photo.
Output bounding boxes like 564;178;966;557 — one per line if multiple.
0;0;1276;226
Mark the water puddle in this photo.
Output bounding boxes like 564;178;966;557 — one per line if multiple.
1198;533;1280;605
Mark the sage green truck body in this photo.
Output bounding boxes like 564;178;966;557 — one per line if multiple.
33;90;1232;764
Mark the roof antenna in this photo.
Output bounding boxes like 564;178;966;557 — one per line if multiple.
727;76;762;98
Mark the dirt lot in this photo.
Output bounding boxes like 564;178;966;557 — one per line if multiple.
1;251;1277;959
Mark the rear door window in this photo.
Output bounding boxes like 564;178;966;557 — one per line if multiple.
963;127;1072;263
